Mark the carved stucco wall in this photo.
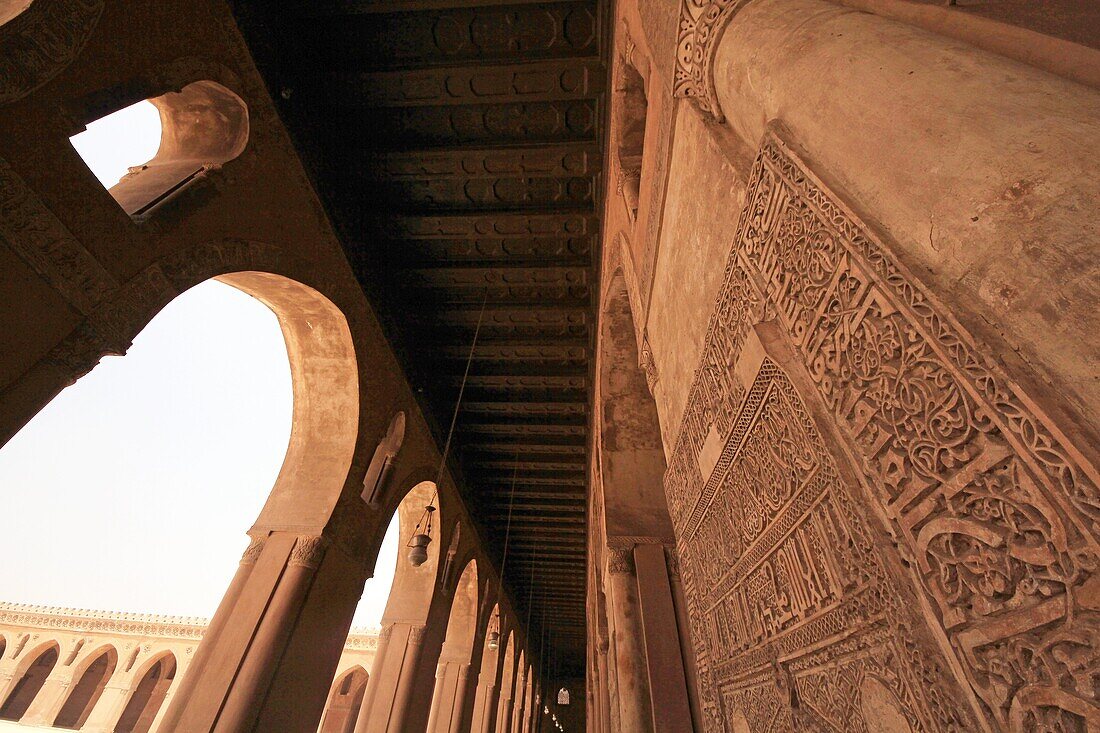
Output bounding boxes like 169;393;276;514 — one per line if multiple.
661;130;1100;731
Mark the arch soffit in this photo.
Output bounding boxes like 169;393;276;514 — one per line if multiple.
32;239;366;537
129;649;176;682
9;639;60;679
380;480;445;624
67;642;118;677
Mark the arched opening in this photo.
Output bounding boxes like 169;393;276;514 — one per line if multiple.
594;270;696;730
427;559;479;732
0;643;59;720
510;650;526;733
598;271;669;538
439;560;479;663
70;80;249;218
114;653;176;733
319;666;370;733
379;480;443;624
54;645;118;729
495;632;517;732
0;635;6;661
469;603;502;733
0;268;360;610
354;480;444;732
612;33;648;221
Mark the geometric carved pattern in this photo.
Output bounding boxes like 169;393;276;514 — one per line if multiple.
665;130;1100;731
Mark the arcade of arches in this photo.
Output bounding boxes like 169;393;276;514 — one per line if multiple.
0;0;1097;731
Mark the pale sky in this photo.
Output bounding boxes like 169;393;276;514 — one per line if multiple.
0;96;397;630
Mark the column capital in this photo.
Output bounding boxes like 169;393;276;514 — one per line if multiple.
240;535;266;565
288;534;328;569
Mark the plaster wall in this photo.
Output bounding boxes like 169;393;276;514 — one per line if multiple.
644;103;748;452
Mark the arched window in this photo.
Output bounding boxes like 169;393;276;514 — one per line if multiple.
361;412;406;505
70;80;248;219
556;686;570;705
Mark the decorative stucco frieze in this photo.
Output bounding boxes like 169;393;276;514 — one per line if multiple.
663;128;1100;731
0;0;103;105
0;157;117;315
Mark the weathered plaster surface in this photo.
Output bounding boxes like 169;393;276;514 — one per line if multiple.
646;103;747;451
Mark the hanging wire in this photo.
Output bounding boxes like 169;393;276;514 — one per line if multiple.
408;291;486;566
431;290;488;502
538;609;547;711
495;459;519;603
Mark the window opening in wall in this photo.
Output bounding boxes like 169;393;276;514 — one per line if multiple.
69;80;248;219
614;54;648;221
69;100;162;190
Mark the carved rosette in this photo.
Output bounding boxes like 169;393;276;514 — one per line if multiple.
288;535;328;569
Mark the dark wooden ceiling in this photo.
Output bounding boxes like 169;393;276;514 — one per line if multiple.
231;0;607;673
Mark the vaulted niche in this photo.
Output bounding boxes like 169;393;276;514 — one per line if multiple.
70;80;248;219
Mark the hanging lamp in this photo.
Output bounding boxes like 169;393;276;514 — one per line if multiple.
487;607;501;651
406;504;435;566
406;292;486;567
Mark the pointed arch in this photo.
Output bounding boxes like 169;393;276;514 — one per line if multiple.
426;558;480;732
53;643;117;729
495;631;517;733
379;479;443;624
0;641;59;720
440;559;479;663
319;666;369;733
114;651;176;733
